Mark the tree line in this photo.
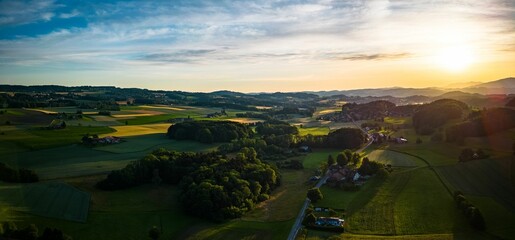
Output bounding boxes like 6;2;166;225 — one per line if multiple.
446;108;515;143
412;99;468;135
453;191;485;230
96;148;280;221
167;121;253;144
0;222;72;240
0;162;39;183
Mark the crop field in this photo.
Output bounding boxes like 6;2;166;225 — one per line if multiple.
120;105;249;125
99;123;171;137
435;158;515;211
0;109;54;125
297;126;330;136
313;106;342;117
225;118;263;124
0;126;114;155
367;149;424;167
347;168;458;235
0;182;90;222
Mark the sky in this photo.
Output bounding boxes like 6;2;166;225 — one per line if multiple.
0;0;514;92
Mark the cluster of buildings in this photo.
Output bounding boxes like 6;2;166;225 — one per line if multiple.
82;135;122;145
326;165;362;186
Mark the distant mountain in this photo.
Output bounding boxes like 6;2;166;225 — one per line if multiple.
470;77;515;88
445;81;482;88
461;77;515;94
307;77;515;97
307;88;446;98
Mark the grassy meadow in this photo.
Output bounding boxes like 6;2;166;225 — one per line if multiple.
0;182;90;222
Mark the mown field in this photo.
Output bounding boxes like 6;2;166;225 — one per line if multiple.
0;182;90;222
6;177;202;240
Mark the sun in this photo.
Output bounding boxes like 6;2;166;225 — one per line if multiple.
435;46;475;72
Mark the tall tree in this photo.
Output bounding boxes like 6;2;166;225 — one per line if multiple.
307;188;323;203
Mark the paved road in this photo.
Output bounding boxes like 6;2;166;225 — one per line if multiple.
287;116;372;240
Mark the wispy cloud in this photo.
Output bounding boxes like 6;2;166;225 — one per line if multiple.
0;0;58;26
338;53;411;61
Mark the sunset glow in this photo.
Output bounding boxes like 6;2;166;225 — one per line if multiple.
435;46;476;72
0;0;514;91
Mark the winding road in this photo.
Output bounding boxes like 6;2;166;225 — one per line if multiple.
287;116;372;240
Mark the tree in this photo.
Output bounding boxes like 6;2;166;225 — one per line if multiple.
416;138;422;144
336;153;348;166
307;188;323;203
39;228;72;240
327;155;335;166
152;169;162;186
148;226;160;240
196;128;214;144
468;208;486;230
302;213;317;226
2;222;17;238
13;224;38;240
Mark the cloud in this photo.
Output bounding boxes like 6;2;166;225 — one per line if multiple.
0;0;514;87
338;53;411;61
0;0;58;26
139;49;217;63
59;9;79;19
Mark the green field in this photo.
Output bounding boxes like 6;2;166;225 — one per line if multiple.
2;135;217;179
243;170;314;222
184;220;293;240
95;134;219;154
99;123;171;137
367;149;424;167
347;168;459;234
121;105;249;125
0;182;90;222
299;149;342;170
298;126;330;136
0;126;115;155
314;177;383;210
467;195;515;239
436;158;515;211
8;179;202;240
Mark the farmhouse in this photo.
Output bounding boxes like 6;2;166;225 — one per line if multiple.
326;165;364;187
315;217;345;227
